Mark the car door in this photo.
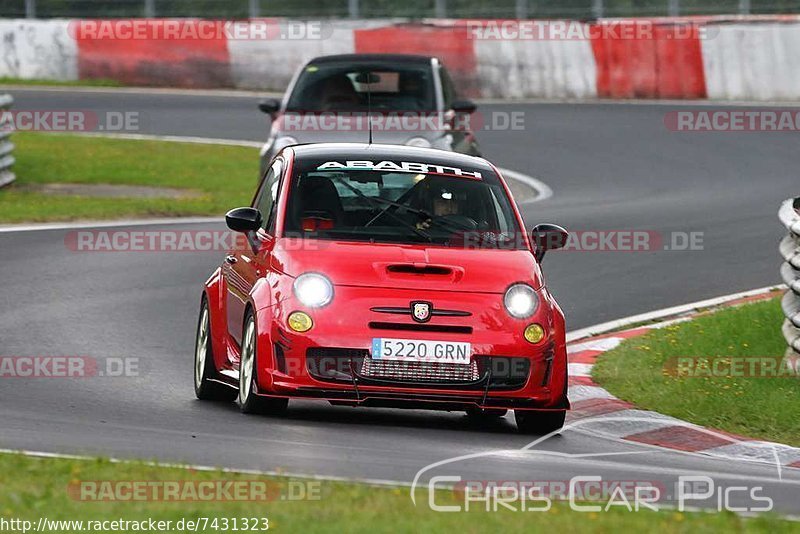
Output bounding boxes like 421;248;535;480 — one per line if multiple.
225;157;284;349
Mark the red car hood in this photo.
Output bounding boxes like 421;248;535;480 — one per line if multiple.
272;239;543;293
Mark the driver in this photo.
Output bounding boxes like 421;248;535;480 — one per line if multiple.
416;184;466;230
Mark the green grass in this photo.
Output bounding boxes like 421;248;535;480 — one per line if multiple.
0;453;793;533
593;297;800;446
0;77;123;88
0;133;257;222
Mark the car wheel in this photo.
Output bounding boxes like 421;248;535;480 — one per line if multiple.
465;406;508;419
194;297;237;401
238;311;288;415
514;410;566;435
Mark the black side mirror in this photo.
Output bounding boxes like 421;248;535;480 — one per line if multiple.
258;98;280;115
451;100;477;114
530;223;569;263
226;207;262;233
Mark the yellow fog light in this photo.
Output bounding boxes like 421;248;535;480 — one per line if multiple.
288;311;313;332
524;323;545;344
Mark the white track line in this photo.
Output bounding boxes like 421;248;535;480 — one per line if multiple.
0;216;222;233
58;133;551;202
566;285;785;343
498;166;553;203
1;85;279;98
44;131;262;148
0;133;552;233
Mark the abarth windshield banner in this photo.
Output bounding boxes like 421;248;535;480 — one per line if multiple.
316;160;483;179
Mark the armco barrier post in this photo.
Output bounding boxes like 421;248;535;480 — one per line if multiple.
779;197;800;362
0;94;15;189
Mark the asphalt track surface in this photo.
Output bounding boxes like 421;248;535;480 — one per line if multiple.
2;89;799;513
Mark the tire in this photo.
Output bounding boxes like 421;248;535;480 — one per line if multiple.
238;310;289;416
465;406;508;419
514;409;566;435
194;297;237;402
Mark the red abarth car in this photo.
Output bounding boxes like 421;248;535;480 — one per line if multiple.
193;143;570;434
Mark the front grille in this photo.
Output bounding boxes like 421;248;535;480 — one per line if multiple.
306;348;368;381
368;322;473;334
305;348;531;390
475;356;531;390
360;358;481;383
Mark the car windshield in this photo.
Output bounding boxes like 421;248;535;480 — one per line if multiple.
284;158;525;249
285;62;436;112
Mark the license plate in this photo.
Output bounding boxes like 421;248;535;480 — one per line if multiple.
371;338;471;365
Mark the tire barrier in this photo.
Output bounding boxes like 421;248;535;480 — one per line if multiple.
779;197;800;362
0;94;15;189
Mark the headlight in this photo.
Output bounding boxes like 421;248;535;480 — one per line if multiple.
293;273;333;308
405;137;432;148
504;284;539;318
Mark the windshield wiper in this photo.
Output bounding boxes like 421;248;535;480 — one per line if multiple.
364;195;476;233
330;177;433;243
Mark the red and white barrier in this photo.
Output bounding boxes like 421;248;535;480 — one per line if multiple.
590;20;706;99
0;19;78;81
474;28;598;99
702;20;800;100
1;16;799;101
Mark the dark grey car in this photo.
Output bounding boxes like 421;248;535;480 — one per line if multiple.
258;54;481;175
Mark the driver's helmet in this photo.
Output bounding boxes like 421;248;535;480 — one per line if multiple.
419;178;469;217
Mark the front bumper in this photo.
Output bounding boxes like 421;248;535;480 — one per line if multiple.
253;285;569;411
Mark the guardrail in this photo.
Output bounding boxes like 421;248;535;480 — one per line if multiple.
779;196;800;360
0;94;15;189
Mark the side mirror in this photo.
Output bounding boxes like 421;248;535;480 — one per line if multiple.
530;223;569;263
451;100;477;114
258;98;280;115
226;207;262;233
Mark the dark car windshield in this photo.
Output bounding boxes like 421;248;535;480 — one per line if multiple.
284;158;524;249
285;62;436;112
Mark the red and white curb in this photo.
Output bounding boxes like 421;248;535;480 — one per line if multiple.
565;286;800;470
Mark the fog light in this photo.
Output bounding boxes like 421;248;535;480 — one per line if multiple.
288;311;313;332
524;323;545;344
